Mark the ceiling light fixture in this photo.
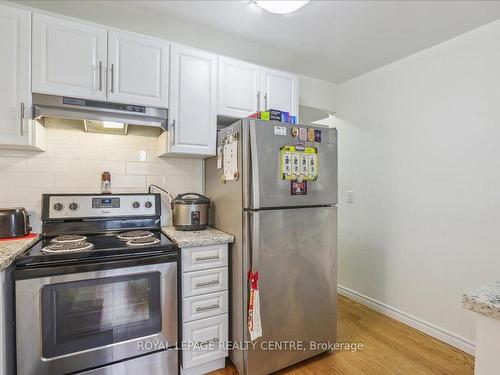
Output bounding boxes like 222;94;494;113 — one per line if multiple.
252;0;310;15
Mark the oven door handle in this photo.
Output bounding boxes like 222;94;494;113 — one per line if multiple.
14;252;178;280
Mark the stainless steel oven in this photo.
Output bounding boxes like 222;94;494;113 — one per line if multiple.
15;254;177;375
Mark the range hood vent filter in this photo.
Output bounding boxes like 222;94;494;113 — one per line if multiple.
33;94;168;131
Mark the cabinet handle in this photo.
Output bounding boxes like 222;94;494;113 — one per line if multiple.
98;61;102;91
195;303;220;312
195;279;219;288
170;119;175;145
264;93;268;110
20;102;25;135
197;337;219;346
257;91;261;112
195;255;219;261
110;64;114;93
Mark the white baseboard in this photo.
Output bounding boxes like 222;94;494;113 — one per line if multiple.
337;284;475;356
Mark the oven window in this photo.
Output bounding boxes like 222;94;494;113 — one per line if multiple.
41;272;161;358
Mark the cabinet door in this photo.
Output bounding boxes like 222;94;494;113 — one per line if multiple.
107;31;169;107
169;45;217;156
0;5;31;147
261;67;299;118
218;57;260;118
32;13;107;100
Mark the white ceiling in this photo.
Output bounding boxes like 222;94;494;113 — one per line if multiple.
19;1;500;83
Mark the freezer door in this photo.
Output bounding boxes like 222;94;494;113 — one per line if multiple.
245;207;337;375
248;119;337;209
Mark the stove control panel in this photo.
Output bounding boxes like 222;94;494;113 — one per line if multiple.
44;194;159;219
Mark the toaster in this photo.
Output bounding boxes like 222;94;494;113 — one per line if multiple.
0;208;32;238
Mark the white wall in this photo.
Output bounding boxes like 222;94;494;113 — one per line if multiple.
337;19;500;350
0;119;202;232
299;76;337;112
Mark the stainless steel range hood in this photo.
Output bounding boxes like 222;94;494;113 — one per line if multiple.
33;93;168;130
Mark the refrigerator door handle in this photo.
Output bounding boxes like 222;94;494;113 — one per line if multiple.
250;211;260;272
249;125;260;208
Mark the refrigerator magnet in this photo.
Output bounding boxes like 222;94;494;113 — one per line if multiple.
274;125;287;136
282;151;292;177
299;128;307;141
217;146;223;169
292;153;300;175
307;128;315;142
291;180;307;195
314;129;322;142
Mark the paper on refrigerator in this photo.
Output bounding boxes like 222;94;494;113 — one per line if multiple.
223;140;238;180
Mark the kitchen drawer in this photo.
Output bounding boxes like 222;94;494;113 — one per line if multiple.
183;291;228;323
182;267;228;297
182;244;228;272
182;314;228;369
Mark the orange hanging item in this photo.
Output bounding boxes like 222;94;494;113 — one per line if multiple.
248;271;262;341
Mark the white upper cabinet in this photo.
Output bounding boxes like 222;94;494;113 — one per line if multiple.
0;5;44;150
218;57;260;118
164;44;217;156
32;13;107;100
260;67;299;118
107;31;169;107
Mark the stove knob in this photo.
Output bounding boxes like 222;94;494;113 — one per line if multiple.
132;201;140;209
145;201;152;208
69;203;79;211
53;203;64;211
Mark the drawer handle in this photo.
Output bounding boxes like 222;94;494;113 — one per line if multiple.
198;337;219;346
195;303;220;312
195;279;219;288
195;255;220;261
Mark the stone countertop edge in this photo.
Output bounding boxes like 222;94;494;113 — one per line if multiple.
462;281;500;321
0;235;40;271
162;226;234;248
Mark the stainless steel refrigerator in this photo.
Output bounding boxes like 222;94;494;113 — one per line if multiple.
205;118;337;375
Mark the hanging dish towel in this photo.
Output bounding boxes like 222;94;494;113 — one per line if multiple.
248;271;262;341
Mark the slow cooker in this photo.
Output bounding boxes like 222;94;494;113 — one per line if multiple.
171;193;210;231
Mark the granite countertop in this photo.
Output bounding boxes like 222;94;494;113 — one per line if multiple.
0;235;39;271
462;282;500;321
162;226;234;248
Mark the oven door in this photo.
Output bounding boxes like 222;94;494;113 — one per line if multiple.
15;254;177;375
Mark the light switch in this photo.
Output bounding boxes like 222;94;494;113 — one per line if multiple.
346;190;354;204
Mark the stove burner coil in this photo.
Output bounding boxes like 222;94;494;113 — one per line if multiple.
126;237;160;247
117;230;154;241
51;235;87;243
42;241;94;253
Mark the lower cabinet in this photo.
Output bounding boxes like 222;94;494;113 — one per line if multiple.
181;244;229;375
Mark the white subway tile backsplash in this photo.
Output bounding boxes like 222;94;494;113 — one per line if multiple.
0;173;54;188
46;128;80;145
166;159;192;176
0;157;28;172
126;162;166;176
55;144;105;160
81;160;126;174
147;175;184;189
184;174;203;188
54;174;101;188
0;188;27;203
79;132;117;147
28;158;81;173
111;175;147;188
0;122;203;231
105;148;148;162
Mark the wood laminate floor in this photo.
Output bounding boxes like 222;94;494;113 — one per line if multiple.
210;295;474;375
